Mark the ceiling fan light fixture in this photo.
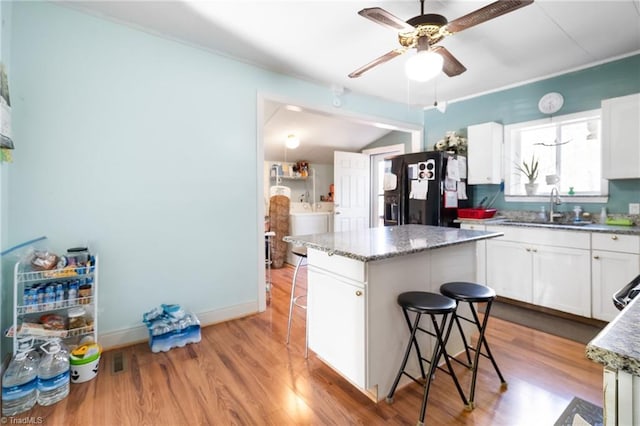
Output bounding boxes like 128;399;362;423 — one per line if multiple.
405;50;443;82
285;134;300;149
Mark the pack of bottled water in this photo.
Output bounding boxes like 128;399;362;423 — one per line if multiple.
1;340;40;416
37;339;70;406
143;304;201;353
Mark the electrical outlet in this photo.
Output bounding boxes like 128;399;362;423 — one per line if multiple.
630;203;640;215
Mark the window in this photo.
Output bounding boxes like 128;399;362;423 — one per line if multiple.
504;109;606;200
365;144;405;227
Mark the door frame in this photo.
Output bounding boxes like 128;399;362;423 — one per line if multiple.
363;144;406;227
256;92;423;312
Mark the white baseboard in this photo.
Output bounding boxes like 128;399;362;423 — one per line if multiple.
98;301;258;351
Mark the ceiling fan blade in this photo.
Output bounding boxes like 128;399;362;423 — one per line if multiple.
432;46;467;77
348;49;405;78
358;7;416;33
445;0;534;34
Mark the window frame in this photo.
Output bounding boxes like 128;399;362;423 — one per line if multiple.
503;109;608;203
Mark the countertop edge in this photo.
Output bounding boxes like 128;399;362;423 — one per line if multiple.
586;296;640;376
284;231;502;262
459;218;640;235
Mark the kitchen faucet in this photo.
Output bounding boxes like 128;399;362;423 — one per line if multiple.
549;187;563;222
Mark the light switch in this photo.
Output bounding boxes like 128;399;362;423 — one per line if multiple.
630;203;640;215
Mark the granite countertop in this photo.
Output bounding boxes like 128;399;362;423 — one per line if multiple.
460;217;640;235
586;296;640;376
283;224;503;262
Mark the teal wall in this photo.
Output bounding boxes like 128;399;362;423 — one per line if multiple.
424;55;640;214
363;130;412;153
1;2;424;358
0;0;12;362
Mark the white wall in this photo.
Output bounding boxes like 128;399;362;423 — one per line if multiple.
4;2;424;352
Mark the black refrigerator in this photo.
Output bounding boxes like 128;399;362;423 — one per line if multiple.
383;151;468;227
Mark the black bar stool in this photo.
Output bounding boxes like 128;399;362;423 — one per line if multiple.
286;247;308;358
386;291;469;426
440;281;507;411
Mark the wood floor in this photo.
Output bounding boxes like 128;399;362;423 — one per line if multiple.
22;264;603;425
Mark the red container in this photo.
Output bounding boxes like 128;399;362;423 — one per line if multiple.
458;208;497;219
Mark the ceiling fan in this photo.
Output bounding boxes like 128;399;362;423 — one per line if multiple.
348;0;534;80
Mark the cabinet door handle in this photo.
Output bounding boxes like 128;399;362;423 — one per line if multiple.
526;248;531;252
335;211;341;215
593;255;600;260
532;249;537;253
611;235;619;240
355;290;363;296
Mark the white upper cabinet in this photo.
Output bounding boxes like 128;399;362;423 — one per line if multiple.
468;122;503;184
602;93;640;179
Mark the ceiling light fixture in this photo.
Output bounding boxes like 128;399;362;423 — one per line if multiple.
405;37;443;82
285;134;300;149
434;100;448;114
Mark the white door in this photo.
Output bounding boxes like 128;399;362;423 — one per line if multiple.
486;239;533;303
334;151;370;232
592;250;640;321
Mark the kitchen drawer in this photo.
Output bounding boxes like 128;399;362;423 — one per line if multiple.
308;248;366;283
592;233;640;254
460;223;486;231
485;225;590;249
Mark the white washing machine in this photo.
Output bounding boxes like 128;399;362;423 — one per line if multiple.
286;212;332;265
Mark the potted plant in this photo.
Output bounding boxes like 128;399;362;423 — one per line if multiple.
435;131;468;155
515;155;539;195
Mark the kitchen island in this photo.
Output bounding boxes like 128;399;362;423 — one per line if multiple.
284;224;502;401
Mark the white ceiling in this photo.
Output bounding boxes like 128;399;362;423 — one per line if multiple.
262;100;397;163
60;0;640;163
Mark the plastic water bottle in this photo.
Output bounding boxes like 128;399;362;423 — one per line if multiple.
2;346;40;415
37;340;70;406
600;206;607;224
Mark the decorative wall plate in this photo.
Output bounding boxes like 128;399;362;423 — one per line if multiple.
538;92;564;114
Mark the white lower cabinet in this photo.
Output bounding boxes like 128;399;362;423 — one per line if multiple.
307;265;366;388
532;245;591;316
592;233;640;321
592;250;640;321
486;239;533;303
485;225;591;316
481;224;640;320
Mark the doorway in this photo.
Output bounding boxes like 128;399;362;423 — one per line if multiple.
256;94;423;311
